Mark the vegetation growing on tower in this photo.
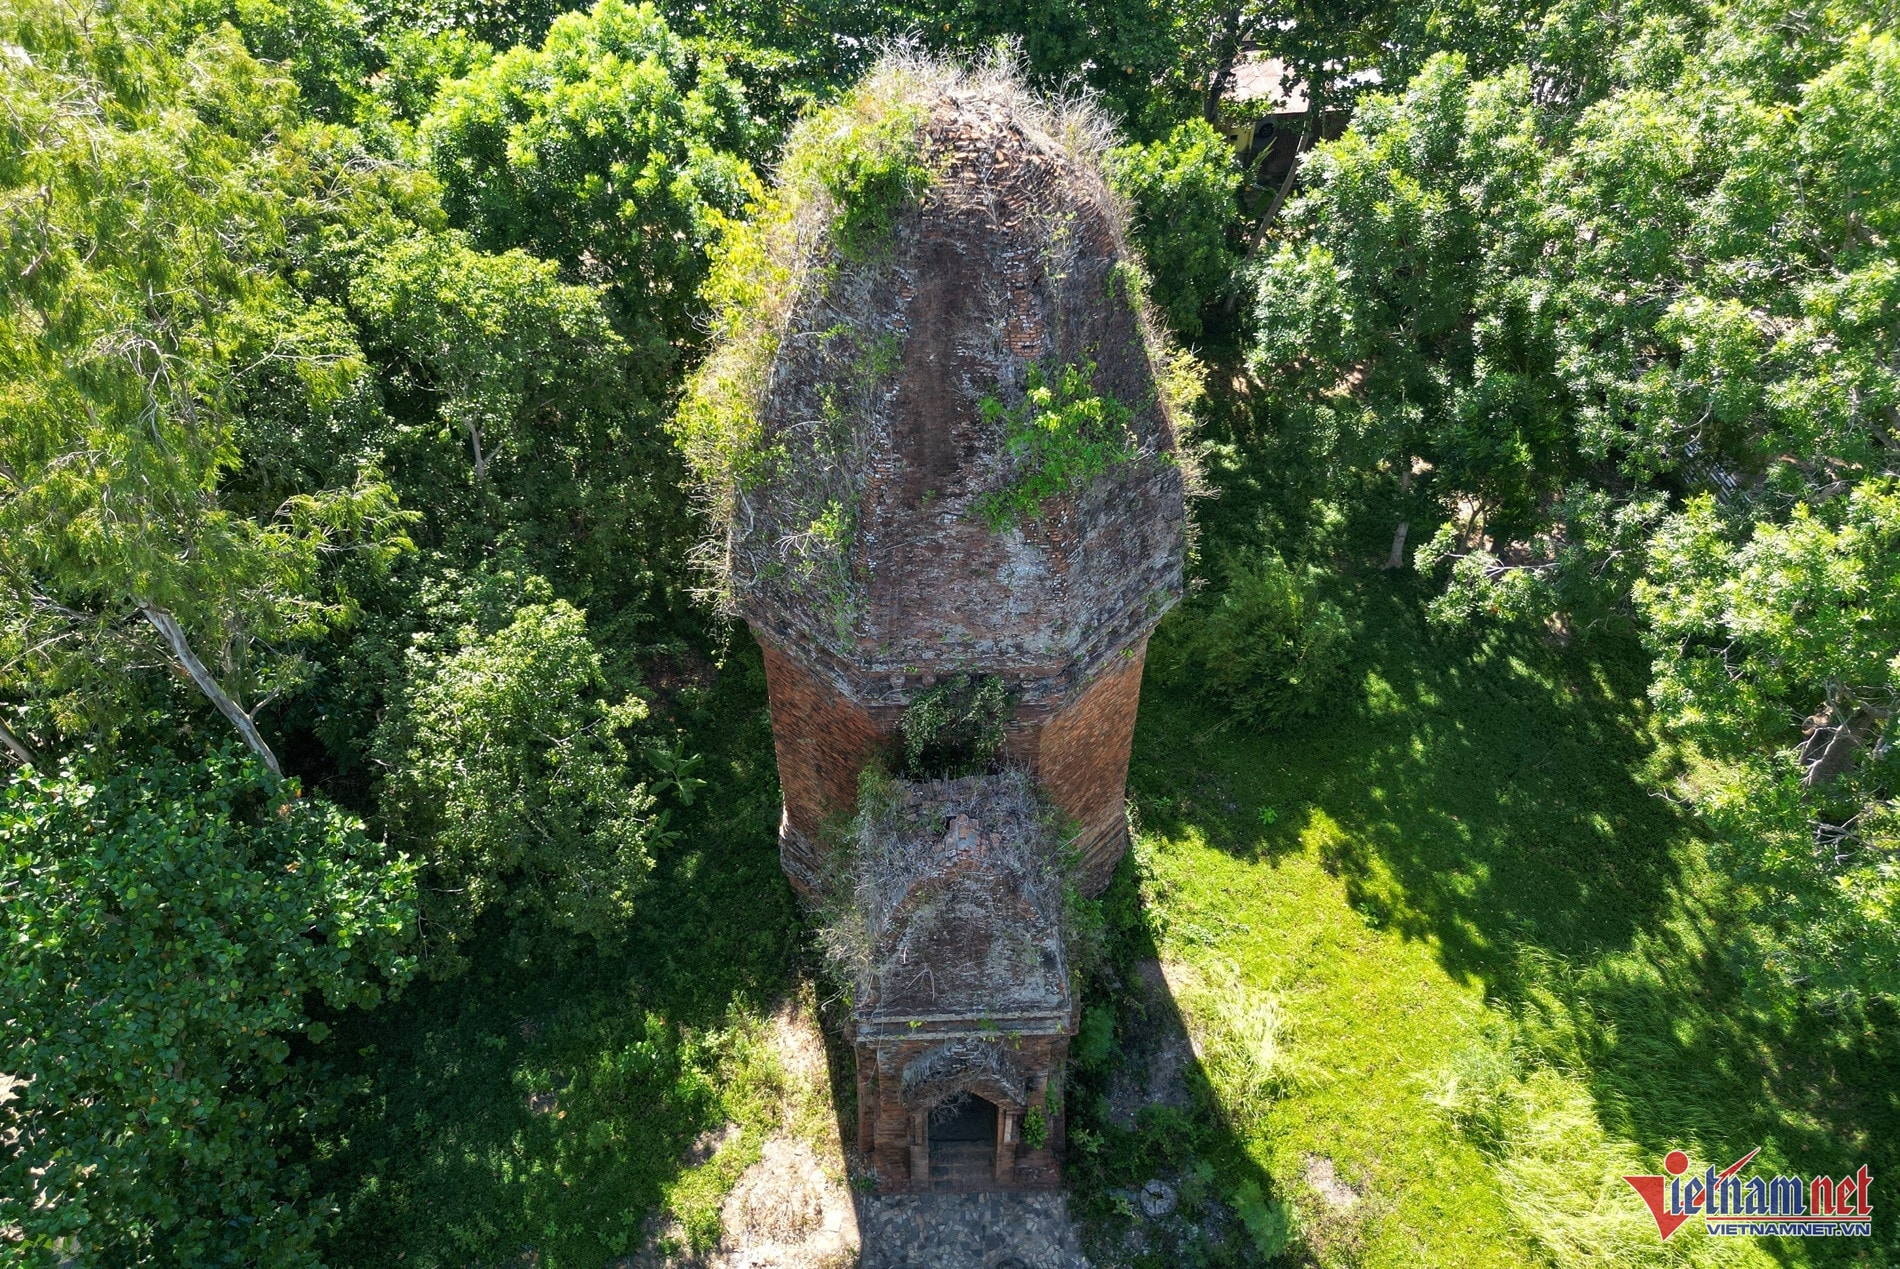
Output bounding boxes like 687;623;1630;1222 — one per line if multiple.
676;50;1202;667
974;362;1140;530
672;57;940;611
899;673;1013;776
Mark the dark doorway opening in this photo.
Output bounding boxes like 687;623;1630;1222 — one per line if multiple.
928;1092;997;1186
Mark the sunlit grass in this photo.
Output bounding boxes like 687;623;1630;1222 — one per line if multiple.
1132;830;1539;1266
1122;573;1897;1267
302;576;1896;1268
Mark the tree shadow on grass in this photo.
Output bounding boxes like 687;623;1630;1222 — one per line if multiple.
308;638;803;1269
1129;572;1900;1263
1141;574;1684;980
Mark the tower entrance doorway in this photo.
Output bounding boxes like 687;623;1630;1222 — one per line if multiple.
928;1093;998;1188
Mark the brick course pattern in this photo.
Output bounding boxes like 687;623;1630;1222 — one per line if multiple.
737;86;1188;905
758;633;1152;898
839;775;1073;1194
857;1033;1069;1192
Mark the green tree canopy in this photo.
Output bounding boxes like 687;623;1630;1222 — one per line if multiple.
1247;0;1900;995
420;0;757;374
1638;483;1900;997
1106;118;1242;340
0;750;416;1264
1255;5;1899;575
373;580;659;968
0;3;412;769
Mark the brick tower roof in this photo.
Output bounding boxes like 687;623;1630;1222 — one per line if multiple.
833;771;1072;1043
710;62;1192;712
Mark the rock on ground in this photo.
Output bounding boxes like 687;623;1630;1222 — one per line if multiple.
716;1137;857;1268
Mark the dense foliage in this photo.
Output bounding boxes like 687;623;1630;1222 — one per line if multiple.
1249;0;1900;998
899;673;1012;776
0;0;725;1256
0;0;412;765
420;0;757;370
1637;484;1900;996
375;586;660;967
1105;119;1241;340
1155;548;1350;729
0;751;415;1265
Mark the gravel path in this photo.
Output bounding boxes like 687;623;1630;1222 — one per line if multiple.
855;1192;1092;1269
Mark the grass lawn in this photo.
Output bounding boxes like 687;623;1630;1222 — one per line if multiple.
1091;571;1898;1267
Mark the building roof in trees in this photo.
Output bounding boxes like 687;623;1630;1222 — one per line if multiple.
1229;55;1308;112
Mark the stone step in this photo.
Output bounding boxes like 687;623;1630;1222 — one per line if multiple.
928;1140;996;1184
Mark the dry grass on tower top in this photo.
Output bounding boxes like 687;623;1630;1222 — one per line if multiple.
815;766;1082;1033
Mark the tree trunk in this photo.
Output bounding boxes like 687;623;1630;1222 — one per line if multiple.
1384;461;1414;569
1201;8;1245;123
1250;129;1307;240
139;602;282;777
1226;108;1319;313
466;419;488;482
0;718;36;768
1385;520;1410;570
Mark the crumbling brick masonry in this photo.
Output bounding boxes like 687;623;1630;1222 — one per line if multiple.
693;57;1191;1191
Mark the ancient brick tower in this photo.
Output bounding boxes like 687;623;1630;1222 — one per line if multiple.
683;56;1190;1191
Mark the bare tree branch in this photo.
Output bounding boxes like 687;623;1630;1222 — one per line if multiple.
138;602;282;776
0;717;37;768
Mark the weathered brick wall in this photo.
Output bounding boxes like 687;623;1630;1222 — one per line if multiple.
1021;638;1150;894
857;1034;1069;1193
758;627;1147;899
756;638;889;895
731;88;1187;696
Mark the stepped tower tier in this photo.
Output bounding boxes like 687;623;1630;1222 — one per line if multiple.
679;55;1194;899
827;772;1075;1191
